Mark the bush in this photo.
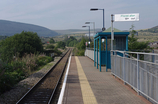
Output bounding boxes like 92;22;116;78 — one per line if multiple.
49;38;55;43
64;36;78;47
45;44;55;49
37;55;53;66
0;73;15;93
77;37;87;50
77;50;85;56
0;61;26;94
21;53;38;74
56;41;66;49
0;53;53;94
72;37;87;56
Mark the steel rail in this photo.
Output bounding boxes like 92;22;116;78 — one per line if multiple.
16;48;71;104
48;49;71;104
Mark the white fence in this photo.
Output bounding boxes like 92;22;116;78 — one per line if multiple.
85;49;100;64
111;50;158;104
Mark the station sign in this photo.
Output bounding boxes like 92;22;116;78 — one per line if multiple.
114;13;139;21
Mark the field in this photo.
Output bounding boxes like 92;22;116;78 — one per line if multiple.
135;32;158;42
53;33;88;42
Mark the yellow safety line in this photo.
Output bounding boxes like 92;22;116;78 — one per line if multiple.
75;56;97;104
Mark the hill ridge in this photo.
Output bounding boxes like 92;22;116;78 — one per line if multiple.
139;25;158;33
0;20;58;37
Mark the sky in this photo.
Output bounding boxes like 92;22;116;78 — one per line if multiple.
0;0;158;31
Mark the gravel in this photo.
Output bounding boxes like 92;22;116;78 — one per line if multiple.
0;57;61;104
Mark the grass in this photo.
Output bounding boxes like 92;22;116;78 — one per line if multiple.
128;31;158;42
0;53;53;94
53;33;86;42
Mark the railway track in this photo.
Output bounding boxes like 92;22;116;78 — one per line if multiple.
16;49;71;104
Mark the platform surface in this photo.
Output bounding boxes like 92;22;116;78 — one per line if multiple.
62;56;150;104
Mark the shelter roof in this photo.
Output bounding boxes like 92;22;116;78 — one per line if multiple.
94;32;130;38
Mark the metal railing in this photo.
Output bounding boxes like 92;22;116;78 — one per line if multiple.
85;49;100;64
111;50;158;104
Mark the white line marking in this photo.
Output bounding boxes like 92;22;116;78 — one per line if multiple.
57;55;71;104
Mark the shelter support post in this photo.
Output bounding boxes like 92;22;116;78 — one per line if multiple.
126;35;128;51
106;36;108;72
99;36;101;72
94;39;96;66
97;39;98;69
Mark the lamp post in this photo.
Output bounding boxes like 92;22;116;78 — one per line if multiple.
90;8;105;31
82;26;90;48
85;22;95;36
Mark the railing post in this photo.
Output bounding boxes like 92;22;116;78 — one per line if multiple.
123;51;126;84
137;53;140;95
150;74;153;99
111;50;113;73
145;62;149;100
94;39;96;66
156;76;158;102
114;50;116;78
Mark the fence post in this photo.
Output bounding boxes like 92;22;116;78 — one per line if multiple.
144;62;149;100
123;51;126;84
152;50;155;63
156;76;158;102
114;51;116;78
137;53;140;95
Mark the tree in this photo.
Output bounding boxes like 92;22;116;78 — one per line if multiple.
64;36;78;47
128;25;151;51
77;37;88;50
45;44;55;49
49;38;55;43
0;31;43;62
56;41;66;49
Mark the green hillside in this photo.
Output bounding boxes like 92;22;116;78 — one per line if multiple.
139;26;158;33
0;20;58;37
134;25;158;42
103;27;122;32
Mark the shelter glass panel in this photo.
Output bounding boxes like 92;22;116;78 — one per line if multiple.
113;37;126;50
101;38;106;51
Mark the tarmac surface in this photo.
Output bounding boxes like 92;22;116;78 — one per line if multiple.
62;56;151;104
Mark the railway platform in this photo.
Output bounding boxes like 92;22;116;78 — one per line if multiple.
61;56;151;104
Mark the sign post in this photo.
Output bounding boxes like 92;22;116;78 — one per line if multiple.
111;14;114;50
111;13;139;50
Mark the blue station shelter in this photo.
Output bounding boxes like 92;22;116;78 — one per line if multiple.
94;31;130;72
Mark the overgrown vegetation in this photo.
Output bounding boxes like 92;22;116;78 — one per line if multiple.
64;36;78;47
56;41;66;49
0;31;62;94
0;36;7;41
45;44;55;49
0;31;43;62
73;37;89;56
49;38;55;43
0;53;53;94
128;25;152;51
